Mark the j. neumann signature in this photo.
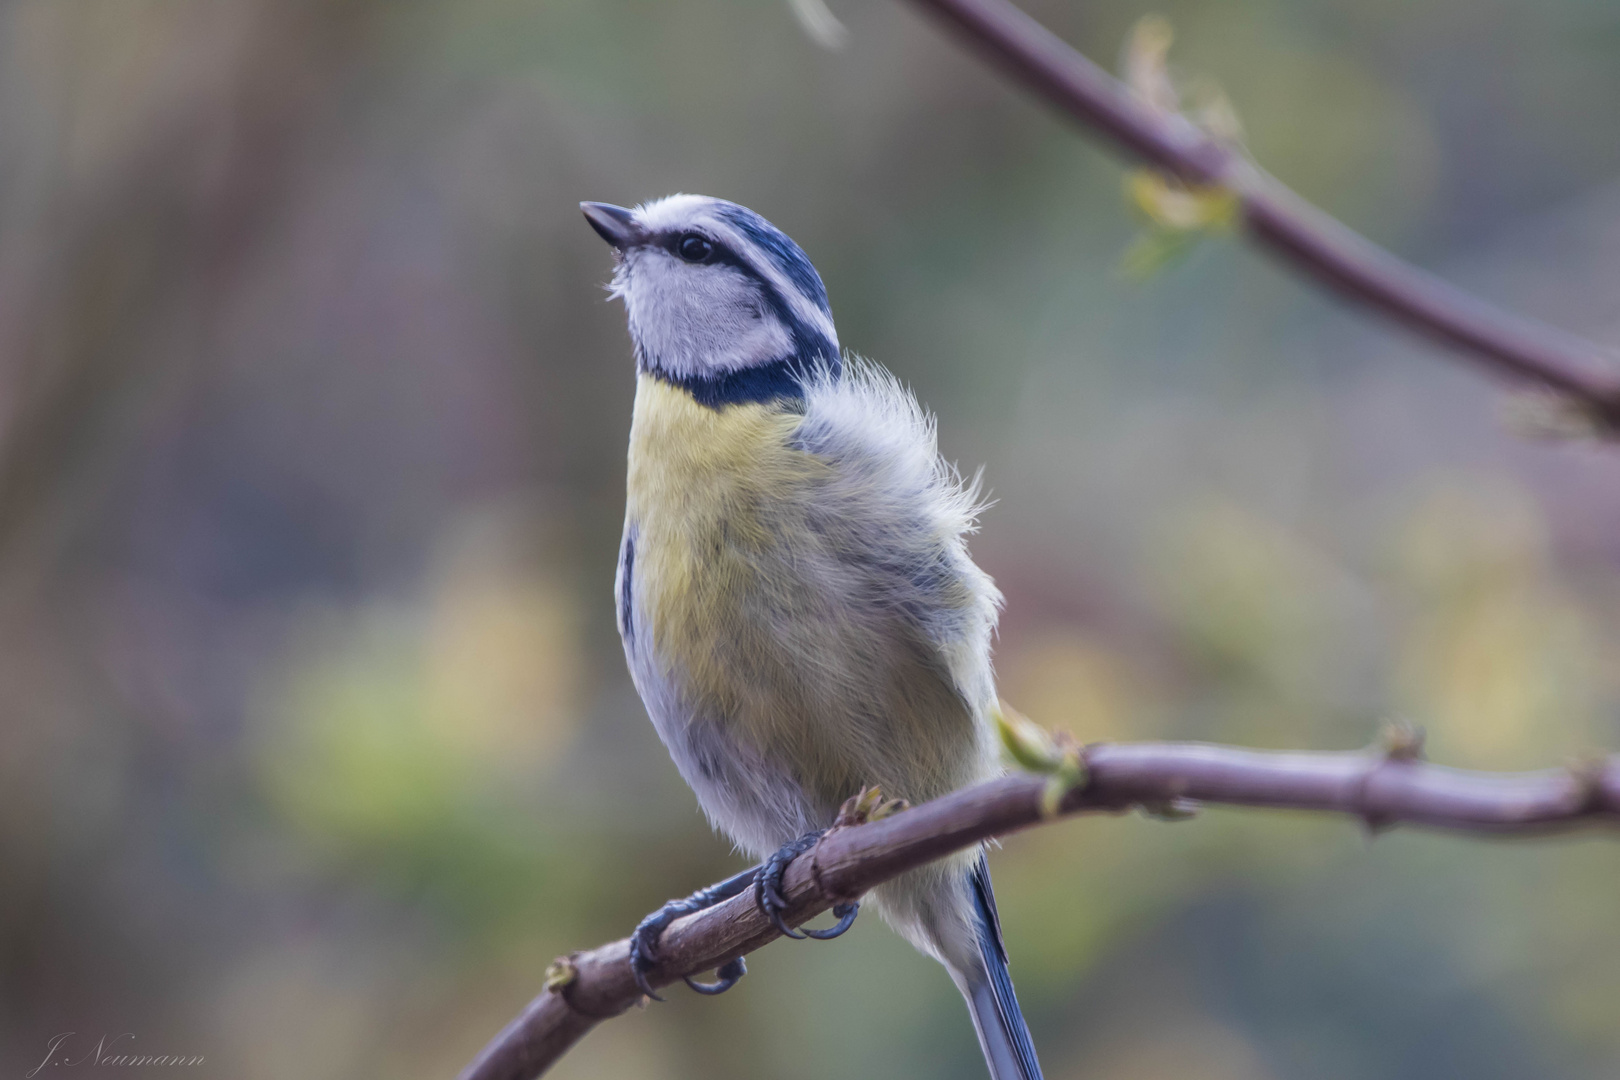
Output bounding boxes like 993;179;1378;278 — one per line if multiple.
28;1033;204;1077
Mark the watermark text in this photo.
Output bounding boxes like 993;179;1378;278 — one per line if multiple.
28;1033;204;1077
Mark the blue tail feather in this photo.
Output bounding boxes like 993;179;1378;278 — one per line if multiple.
965;856;1044;1080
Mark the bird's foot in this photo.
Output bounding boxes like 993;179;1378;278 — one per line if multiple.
754;830;861;941
685;955;747;995
629;867;756;1000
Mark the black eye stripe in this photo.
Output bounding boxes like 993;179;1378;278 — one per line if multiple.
653;231;730;262
650;232;776;289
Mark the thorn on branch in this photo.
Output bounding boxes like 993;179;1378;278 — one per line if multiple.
1137;796;1201;822
1501;390;1620;442
1378;720;1427;762
1567;754;1612;814
1357;721;1426;836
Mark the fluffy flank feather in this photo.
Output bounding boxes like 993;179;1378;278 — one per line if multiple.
799;358;1002;714
799;358;993;540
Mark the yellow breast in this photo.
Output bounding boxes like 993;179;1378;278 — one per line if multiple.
623;373;983;815
626;373;819;533
624;374;824;704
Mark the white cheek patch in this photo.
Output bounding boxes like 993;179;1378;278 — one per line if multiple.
623;250;794;378
632;195;839;353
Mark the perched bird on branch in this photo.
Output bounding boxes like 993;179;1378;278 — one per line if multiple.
582;194;1043;1080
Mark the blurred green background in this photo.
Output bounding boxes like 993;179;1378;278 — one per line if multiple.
2;0;1618;1077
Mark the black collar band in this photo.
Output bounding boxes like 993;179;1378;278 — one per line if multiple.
653;353;841;409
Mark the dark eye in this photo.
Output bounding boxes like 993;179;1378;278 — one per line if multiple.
677;234;714;262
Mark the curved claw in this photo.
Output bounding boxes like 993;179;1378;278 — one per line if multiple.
762;899;805;938
801;901;859;940
629;915;672;1001
759;881;806;939
754;829;834;940
685;956;747;995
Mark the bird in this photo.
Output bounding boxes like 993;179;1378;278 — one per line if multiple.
582;194;1043;1080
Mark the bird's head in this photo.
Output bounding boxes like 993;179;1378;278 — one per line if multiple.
581;195;839;404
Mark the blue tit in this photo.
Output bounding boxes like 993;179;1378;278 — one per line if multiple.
582;195;1043;1080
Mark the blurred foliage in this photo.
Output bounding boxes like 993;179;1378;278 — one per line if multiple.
1117;15;1244;279
1;1;1619;1079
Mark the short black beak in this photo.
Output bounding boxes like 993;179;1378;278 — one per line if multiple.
580;202;642;249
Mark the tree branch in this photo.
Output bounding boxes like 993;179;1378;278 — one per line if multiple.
900;0;1620;428
457;740;1620;1080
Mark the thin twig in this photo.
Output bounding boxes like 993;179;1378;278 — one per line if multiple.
901;0;1620;428
457;740;1620;1080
